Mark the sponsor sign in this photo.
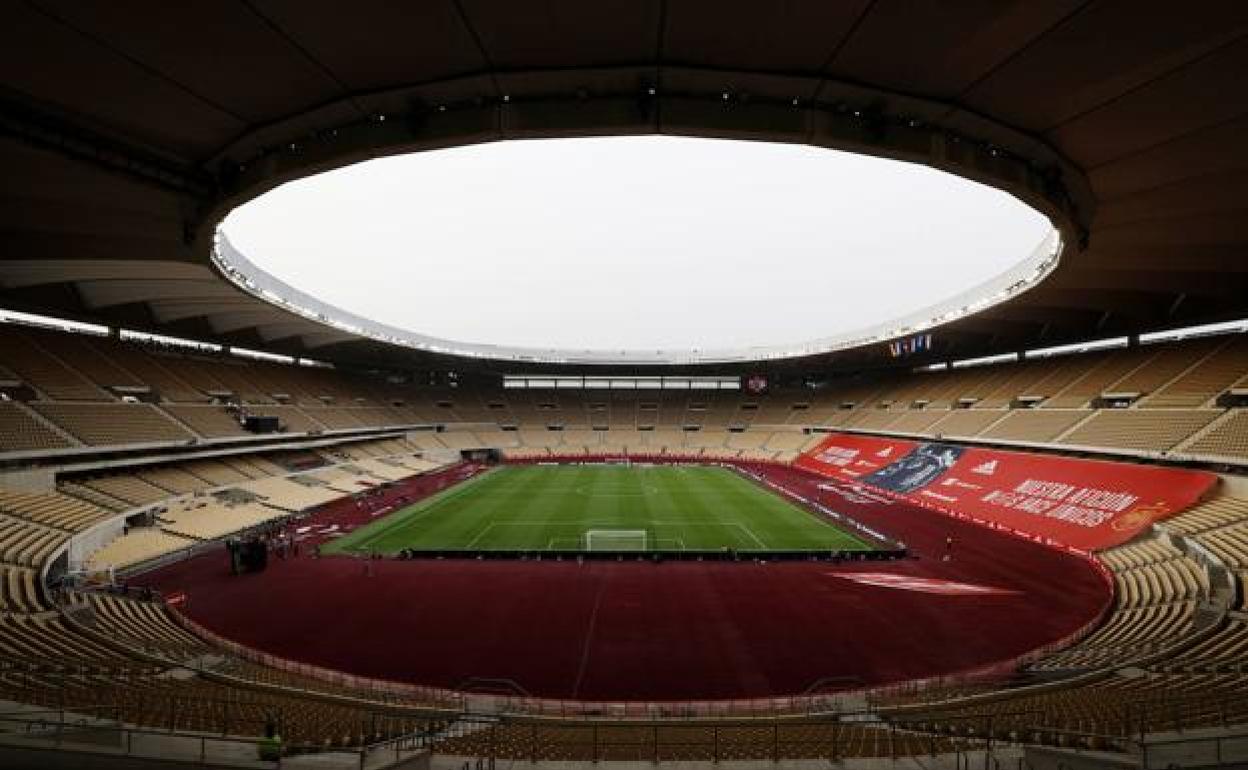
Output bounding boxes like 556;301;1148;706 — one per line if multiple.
798;434;1216;551
796;434;919;480
864;442;965;493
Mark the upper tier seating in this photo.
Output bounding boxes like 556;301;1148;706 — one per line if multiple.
1146;335;1248;407
924;409;1008;438
0;400;73;452
0;326;111;401
24;328;147;393
1060;409;1220;452
161;404;248;438
95;344;209;402
31;402;192;446
978;409;1091;443
1042;348;1161;408
1;325;1246;468
1184;410;1248;460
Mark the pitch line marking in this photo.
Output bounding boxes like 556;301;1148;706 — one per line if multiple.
342;469;498;550
571;574;608;698
464;523;497;549
734;522;768;548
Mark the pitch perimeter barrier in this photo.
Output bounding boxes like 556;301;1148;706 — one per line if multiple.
387;547;906;561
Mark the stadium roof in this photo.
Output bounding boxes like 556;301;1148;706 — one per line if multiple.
2;2;1247;374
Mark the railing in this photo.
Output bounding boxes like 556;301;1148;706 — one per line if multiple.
1140;729;1248;769
5;690;1246;767
427;704;1248;765
0;706;432;769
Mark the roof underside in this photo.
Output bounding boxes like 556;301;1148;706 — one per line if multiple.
2;1;1247;375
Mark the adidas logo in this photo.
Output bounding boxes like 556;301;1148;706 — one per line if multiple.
971;460;998;476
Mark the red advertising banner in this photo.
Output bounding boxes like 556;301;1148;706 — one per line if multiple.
795;433;920;481
797;433;1218;552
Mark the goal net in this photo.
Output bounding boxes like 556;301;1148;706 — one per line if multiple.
584;529;649;552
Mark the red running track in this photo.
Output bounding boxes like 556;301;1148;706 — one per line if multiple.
137;463;1112;703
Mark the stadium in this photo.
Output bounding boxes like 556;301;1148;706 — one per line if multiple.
1;3;1247;769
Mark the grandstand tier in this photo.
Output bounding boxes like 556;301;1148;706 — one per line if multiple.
1;327;1243;469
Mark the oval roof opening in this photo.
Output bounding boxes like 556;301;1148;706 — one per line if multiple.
223;136;1053;361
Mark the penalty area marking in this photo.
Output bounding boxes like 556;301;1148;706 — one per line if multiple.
651;521;768;549
733;522;767;548
545;536;687;551
574;484;660;497
379;519;773;552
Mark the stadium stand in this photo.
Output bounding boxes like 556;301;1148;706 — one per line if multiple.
0;400;74;452
4;326;1241;466
85;528;197;572
1060;409;1222;452
0;488;112;531
161;404;249;438
31;402;193;446
0;376;1247;764
137;466;215;495
978;409;1091;444
160;500;285;541
0;326;112;401
75;475;173;509
1184;410;1248;461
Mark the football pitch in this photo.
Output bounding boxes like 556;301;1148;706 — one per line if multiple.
321;464;873;554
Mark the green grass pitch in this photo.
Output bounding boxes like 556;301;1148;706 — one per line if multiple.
321;464;874;554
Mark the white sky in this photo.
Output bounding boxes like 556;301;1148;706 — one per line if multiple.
224;136;1051;352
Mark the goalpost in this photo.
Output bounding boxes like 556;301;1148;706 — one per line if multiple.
583;529;649;552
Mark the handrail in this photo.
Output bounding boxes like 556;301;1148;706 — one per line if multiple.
0;705;435;769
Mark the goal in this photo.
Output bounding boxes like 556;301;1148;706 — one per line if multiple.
583;529;649;552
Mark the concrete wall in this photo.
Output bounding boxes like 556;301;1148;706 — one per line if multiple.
0;466;57;491
1219;473;1248;498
